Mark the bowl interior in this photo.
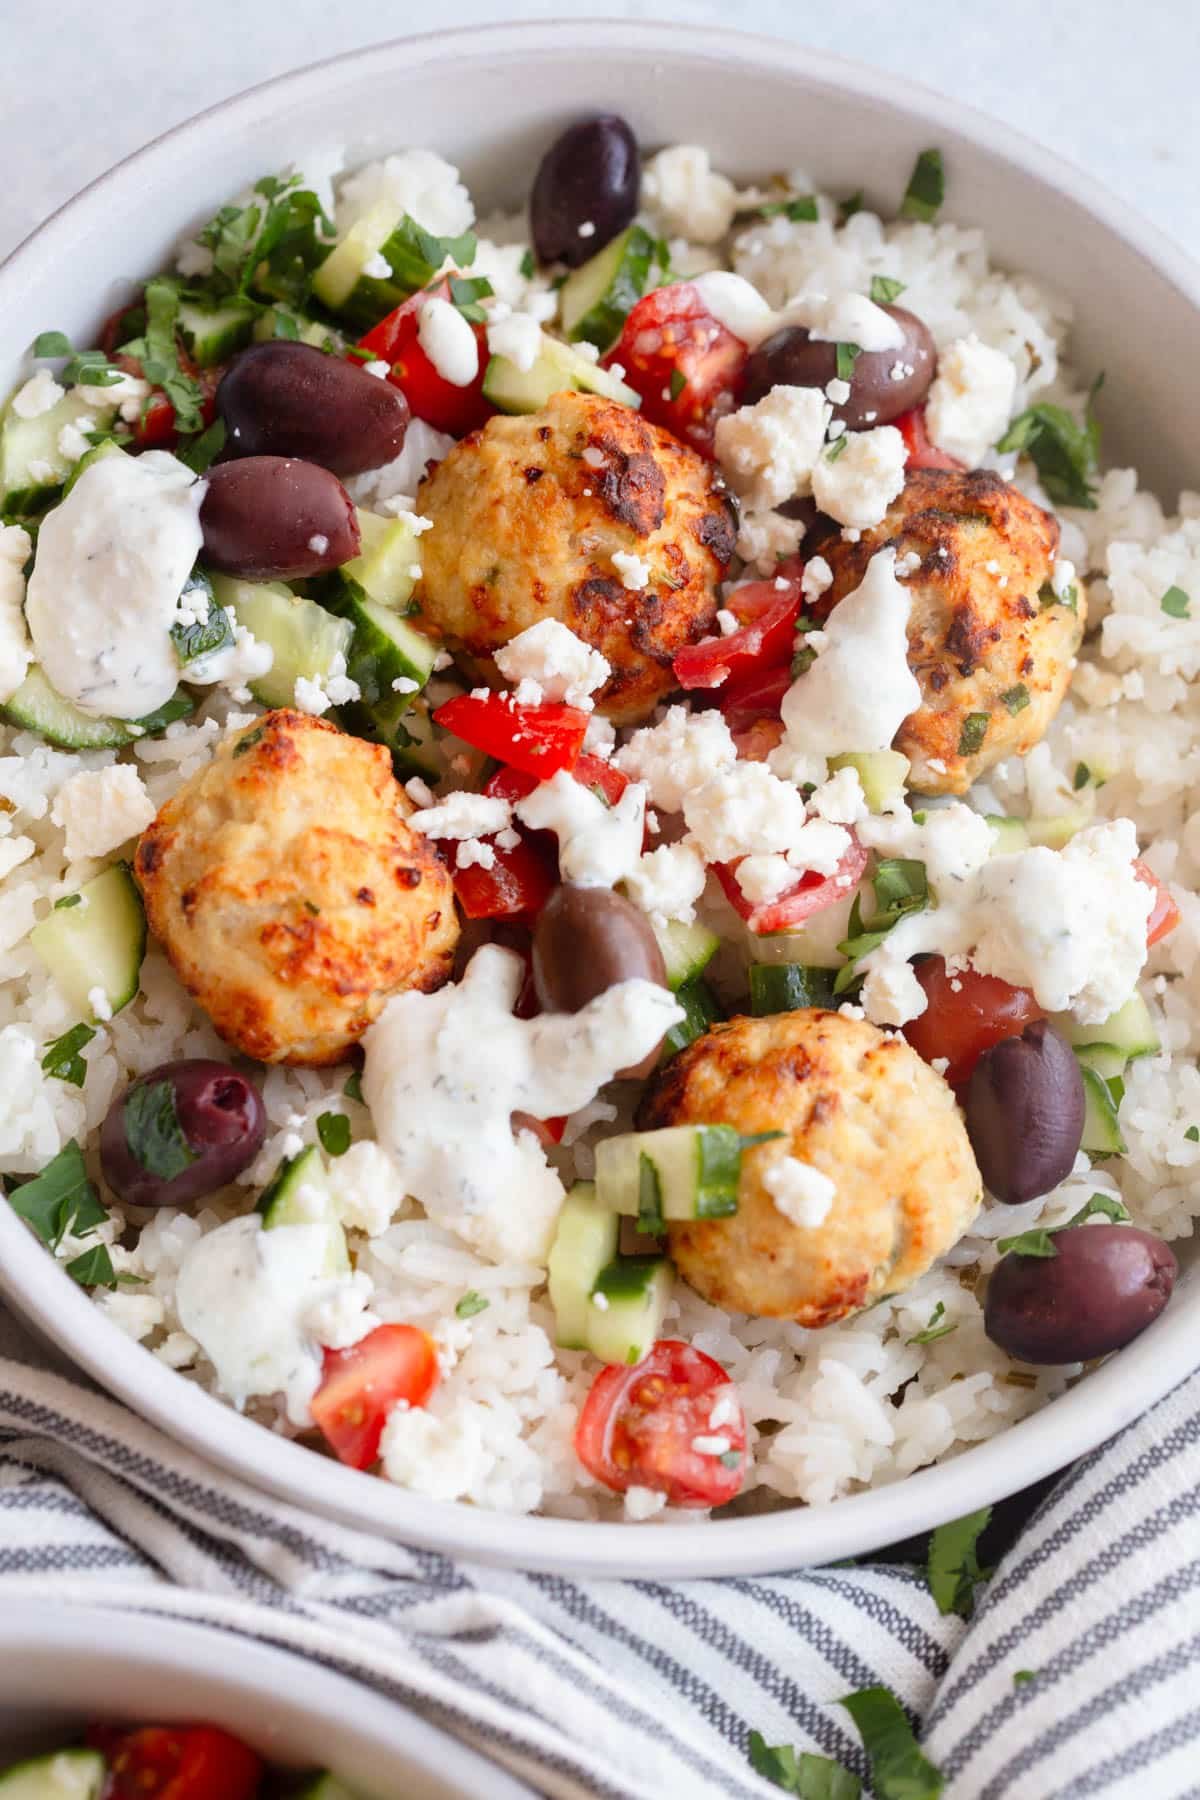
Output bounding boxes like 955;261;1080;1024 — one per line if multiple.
1;20;1198;1577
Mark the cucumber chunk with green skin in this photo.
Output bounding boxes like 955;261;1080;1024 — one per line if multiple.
482;336;642;414
984;814;1031;854
1053;989;1160;1061
0;389;114;515
559;224;660;351
323;510;424;613
1079;1063;1127;1155
30;864;145;1020
595;1123;775;1221
0;1750;107;1799
547;1180;619;1349
212;575;353;709
176;296;258;367
257;1144;350;1274
338;691;441;778
827;749;910;814
336;595;439;705
587;1255;673;1366
749;962;836;1015
1026;811;1090;849
311;200;403;313
253;309;345;352
1074;1042;1128;1083
2;667;193;750
62;435;127;497
660;977;720;1062
650;917;720;990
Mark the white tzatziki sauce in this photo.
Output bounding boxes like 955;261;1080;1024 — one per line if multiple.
24;450;205;719
781;548;921;758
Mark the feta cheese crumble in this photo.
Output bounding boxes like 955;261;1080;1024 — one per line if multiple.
409;791;512;840
614;705;738;814
612;550;652;591
486;311;544;373
51;765;156;863
714;386;830;511
925;335;1017;467
516;771;646;888
641;144;739;243
811;424;907;529
494;620;610;709
622;841;708;926
11;369;65;419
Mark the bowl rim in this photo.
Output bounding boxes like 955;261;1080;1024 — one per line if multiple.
1;17;1199;1579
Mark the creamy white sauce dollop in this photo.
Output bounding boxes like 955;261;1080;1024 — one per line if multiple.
780;548;921;758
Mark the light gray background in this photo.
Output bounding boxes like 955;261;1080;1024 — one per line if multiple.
4;0;1199;263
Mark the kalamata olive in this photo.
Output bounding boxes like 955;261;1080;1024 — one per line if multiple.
530;114;640;267
100;1058;266;1209
217;342;410;477
200;456;360;580
985;1224;1177;1363
743;304;936;428
533;884;668;1077
964;1020;1085;1204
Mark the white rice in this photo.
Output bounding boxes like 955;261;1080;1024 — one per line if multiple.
4;153;1200;1522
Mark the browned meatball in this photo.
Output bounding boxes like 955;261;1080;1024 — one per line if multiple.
134;710;458;1065
820;468;1082;795
415;390;737;724
639;1009;981;1325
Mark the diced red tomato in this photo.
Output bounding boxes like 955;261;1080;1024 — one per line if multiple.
718;661;793;733
604;283;748;455
434;692;589;780
447;831;559;921
714;837;869;935
91;1724;262;1800
1135;858;1180;947
575;1339;747;1506
903;956;1044;1089
311;1323;439;1471
484;752;630;808
358;278;492;437
111;350;222;451
514;1110;567;1147
894;405;964;472
673;578;802;691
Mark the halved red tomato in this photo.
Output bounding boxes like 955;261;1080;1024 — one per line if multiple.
718;662;793;733
446;833;559;921
357;277;491;437
485;751;630;809
903;955;1044;1089
311;1323;439;1471
91;1725;262;1800
604;283;748;455
894;405;964;472
575;1340;747;1506
673;579;801;691
714;837;869;935
434;692;589;779
1135;859;1181;947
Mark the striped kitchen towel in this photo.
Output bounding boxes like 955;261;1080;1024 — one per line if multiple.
0;1305;1197;1800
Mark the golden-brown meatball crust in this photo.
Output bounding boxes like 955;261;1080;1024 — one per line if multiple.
639;1009;981;1325
819;468;1083;795
134;710;459;1066
415;389;737;724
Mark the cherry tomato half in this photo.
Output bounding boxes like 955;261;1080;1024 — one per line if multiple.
893;405;964;472
358;278;491;437
574;1339;747;1506
714;837;869;935
605;283;748;456
446;831;559;922
1135;858;1181;947
485;752;630;809
311;1323;439;1470
673;579;801;691
718;661;793;733
903;955;1044;1090
433;692;589;780
92;1725;262;1800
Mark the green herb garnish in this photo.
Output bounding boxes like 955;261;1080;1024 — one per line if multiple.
899;149;945;223
169;572;233;665
824;433;849;463
1186;1126;1199;1143
839;191;865;222
957;713;990;757
1001;684;1030;715
757;195;820;223
1161;585;1191;619
997;387;1102;510
928;1506;992;1618
32;330;72;359
669;368;687;401
835;860;930;995
232;725;266;758
869;275;906;305
316;1112;351;1157
835;342;862;382
447;273;494;324
119;277;204;435
124;1081;197;1181
6;1140;109;1253
343;1071;364;1104
1073;762;1091;791
907;1301;957;1345
748;1732;860;1798
53;894;81;910
41;1023;97;1089
519;249;536;279
997;1192;1130;1259
1013;1670;1038;1687
839;1688;943;1800
178;418;227;475
455;1290;489;1319
65;1243;118;1288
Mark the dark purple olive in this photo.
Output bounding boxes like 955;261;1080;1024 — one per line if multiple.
965;1020;1085;1204
743;304;936;428
533;884;668;1077
200;456;360;580
100;1058;266;1209
530;114;640;267
985;1224;1177;1363
217;342;410;477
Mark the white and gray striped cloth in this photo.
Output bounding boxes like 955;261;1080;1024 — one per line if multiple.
1;1304;1197;1800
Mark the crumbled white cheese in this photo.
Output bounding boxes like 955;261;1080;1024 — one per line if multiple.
612;550;652;591
683;760;811;865
733;816;851;903
11;369;65;419
763;1155;837;1228
363;359;391;380
516;771;645;888
641;144;739;243
622;841;708;926
781;548;920;758
292;651;360;715
808;766;868;826
77;370;151;421
329;1140;409;1238
302;1272;379;1350
88;986;113;1024
925;335;1017;467
361;250;393;280
615;705;738;814
404;776;435;810
417;297;479;388
486;312;544;373
800;555;833;603
335;148;474;239
494;619;610;710
307;533;329;555
736;508;808;575
456;838;497;871
825;377;852;405
51;765;155;862
811;425;907;529
57;414;97;463
714;386;830;511
409;791;512;840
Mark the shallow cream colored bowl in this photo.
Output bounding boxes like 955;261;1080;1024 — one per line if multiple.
1;21;1198;1577
0;1601;533;1796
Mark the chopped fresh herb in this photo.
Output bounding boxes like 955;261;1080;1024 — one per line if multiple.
738;1131;787;1151
719;1450;742;1470
119;277;204;435
958;713;990;757
344;344;373;361
835;342;862;382
757;195;820;223
1013;1670;1038;1688
41;1023;97;1089
53;893;81;910
64;1243;118;1289
1038;577;1078;612
1186;1126;1199;1143
637;1151;665;1235
233;724;266;758
899;149;945;223
835;860;930;995
928;1506;992;1618
1161;585;1192;619
839;190;865;222
839;1688;944;1800
270;309;301;340
447;273;494;324
748;1732;860;1798
869;275;906;305
997;1192;1130;1259
669;368;688;401
178;418;227;475
32;329;72;359
124;1081;197;1181
455;1290;489;1319
824;433;849;463
912;810;928;825
6;1140;108;1249
343;1071;365;1104
1073;762;1091;791
907;1301;957;1345
519;249;536;279
169;572;233;665
303;901;320;917
997;395;1101;510
1001;684;1030;715
316;1111;351;1157
198;172;333;310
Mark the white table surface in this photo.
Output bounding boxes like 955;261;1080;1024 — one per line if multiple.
4;0;1198;264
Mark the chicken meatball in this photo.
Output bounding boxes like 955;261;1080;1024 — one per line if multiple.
415;389;737;724
134;710;458;1065
820;468;1082;795
639;1009;981;1325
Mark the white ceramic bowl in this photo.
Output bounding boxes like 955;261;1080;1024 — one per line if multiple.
1;20;1199;1579
0;1600;534;1797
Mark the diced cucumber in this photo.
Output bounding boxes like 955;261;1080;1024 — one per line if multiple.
30;864;145;1019
330;510;425;612
746;887;859;970
338;596;439;706
253;309;344;352
0;389;112;515
595;1123;768;1223
62;435;126;497
547;1180;619;1349
559;224;660;351
0;1750;107;1799
311;200;402;313
2;666;193;750
749;963;836;1015
1080;1064;1127;1156
1054;990;1159;1061
587;1255;672;1365
340;691;442;778
985;814;1031;853
257;1145;349;1274
1074;1042;1128;1083
176;296;257;367
828;749;909;814
660;977;720;1062
291;1778;366;1800
212;575;353;709
651;917;720;991
1026;811;1090;849
482;336;642;414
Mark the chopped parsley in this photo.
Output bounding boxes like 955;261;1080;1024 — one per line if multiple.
1161;585;1192;619
519;249;536;279
748;1732;860;1798
455;1290;489;1319
957;712;990;757
869;275;906;305
116;277;204;436
669;368;688;402
757;195;820;223
53;894;81;910
824;433;849;463
928;1506;992;1618
899;149;945;223
1073;762;1092;791
124;1081;197;1181
997;1192;1130;1259
5;1140;116;1287
199;172;333;309
834;859;929;995
835;342;862;382
232;724;266;758
996;383;1102;510
1001;683;1030;715
447;273;494;324
1039;577;1078;612
41;1023;97;1089
343;1071;365;1104
64;1243;118;1288
907;1301;957;1345
1013;1670;1038;1688
31;332;124;389
178;418;227;475
170;572;233;665
316;1111;351;1158
839;190;865;223
1186;1126;1199;1143
32;330;72;359
839;1688;943;1799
